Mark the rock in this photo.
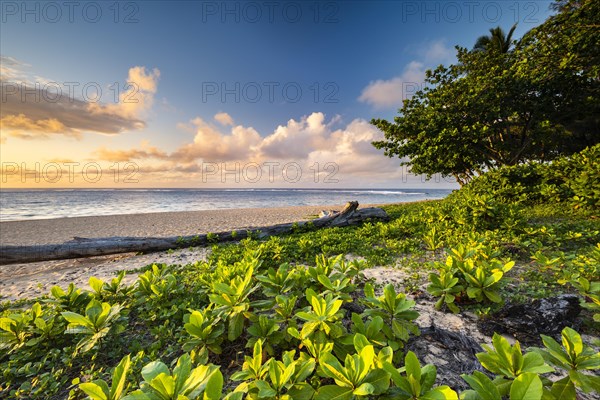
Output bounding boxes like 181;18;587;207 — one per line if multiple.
478;295;581;346
406;326;487;392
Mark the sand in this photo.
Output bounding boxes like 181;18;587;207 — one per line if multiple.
0;205;332;246
0;205;337;301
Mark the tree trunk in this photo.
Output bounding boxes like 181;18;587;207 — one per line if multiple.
0;202;389;265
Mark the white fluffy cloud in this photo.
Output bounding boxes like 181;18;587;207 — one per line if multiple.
172;117;262;162
359;39;455;109
94;112;404;184
214;112;234;126
258;112;332;159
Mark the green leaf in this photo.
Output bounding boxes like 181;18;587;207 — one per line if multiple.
149;374;175;398
365;369;391;395
89;276;105;294
287;383;316;400
405;351;422;382
484;289;502;303
79;382;109;400
421;364;437;393
561;327;583;358
422;386;458;400
461;372;501;400
228;313;245;341
255;380;276;398
204;369;223;400
121;391;148;400
315;385;354;400
353;333;370;352
110;355;131;399
320;354;352;387
173;354;191;395
510;372;543;400
550;377;576;400
352;382;374;396
62;312;92;327
521;353;554;375
141;361;170;383
467;287;482;299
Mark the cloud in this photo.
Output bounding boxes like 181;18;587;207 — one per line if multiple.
258;112;332;159
94;140;169;162
0;60;159;139
88;66;160;120
93;112;404;184
358;39;455;109
0;56;30;81
0;113;80;139
358;61;426;109
214;112;234;126
171;117;262;162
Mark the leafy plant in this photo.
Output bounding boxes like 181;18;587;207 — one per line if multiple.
534;327;600;395
62;299;124;353
307;254;342;282
294;289;344;340
362;283;419;351
48;283;91;312
256;264;299;298
344;313;387;348
316;335;391;399
231;339;271;393
316;273;356;302
246;314;282;356
89;272;129;299
183;308;225;363
477;334;554;380
423;227;444;251
570;276;600;322
0;307;35;351
79;354;132;400
127;353;223;400
463;260;514;303
209;266;257;341
135;264;183;307
383;351;458;399
254;354;315;400
427;269;464;313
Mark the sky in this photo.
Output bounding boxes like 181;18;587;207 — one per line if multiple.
0;0;554;188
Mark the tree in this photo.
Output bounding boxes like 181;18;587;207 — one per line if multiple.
513;0;599;151
473;24;517;53
371;0;599;186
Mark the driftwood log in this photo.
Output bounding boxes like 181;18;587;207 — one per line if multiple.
0;201;388;265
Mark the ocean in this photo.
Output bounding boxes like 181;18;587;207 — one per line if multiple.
0;188;453;221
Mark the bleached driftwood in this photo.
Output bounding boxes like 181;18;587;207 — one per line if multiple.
0;201;388;265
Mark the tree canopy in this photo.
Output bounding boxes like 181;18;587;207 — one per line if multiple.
372;0;599;186
473;24;517;53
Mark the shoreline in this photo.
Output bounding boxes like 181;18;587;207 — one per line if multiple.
0;204;357;246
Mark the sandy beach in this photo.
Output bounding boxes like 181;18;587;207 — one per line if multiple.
1;205;334;246
0;204;342;301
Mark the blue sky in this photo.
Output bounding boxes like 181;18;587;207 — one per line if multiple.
0;1;554;188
